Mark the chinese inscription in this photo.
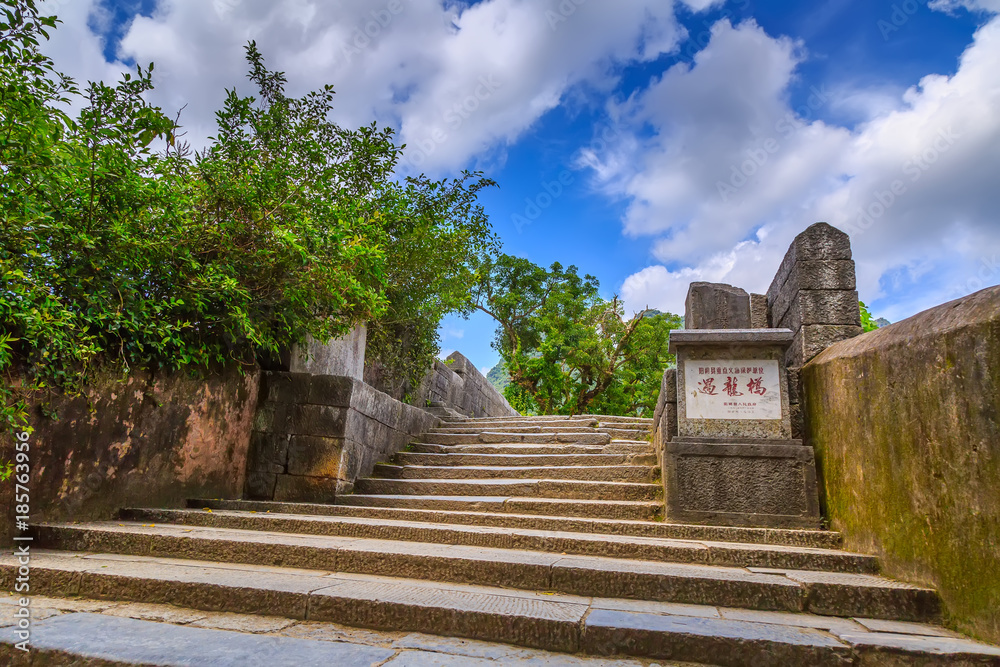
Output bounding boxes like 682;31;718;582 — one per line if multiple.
684;360;781;420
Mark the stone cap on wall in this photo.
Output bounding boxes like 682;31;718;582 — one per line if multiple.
668;329;795;354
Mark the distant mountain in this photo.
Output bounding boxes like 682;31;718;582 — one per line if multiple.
875;317;891;328
486;361;510;393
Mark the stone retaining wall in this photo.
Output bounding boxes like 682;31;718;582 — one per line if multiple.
245;373;439;503
0;366;259;544
803;285;1000;644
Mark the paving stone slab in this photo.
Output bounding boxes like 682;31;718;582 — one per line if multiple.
0;612;395;666
841;632;1000;665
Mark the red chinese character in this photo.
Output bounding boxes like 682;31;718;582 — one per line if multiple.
723;376;743;397
747;377;767;396
698;378;719;395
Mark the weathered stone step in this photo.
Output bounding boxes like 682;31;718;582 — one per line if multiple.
372;463;659;482
12;534;943;623
0;605;661;667
192;498;843;548
582;414;655;424
420;432;613;446
408;442;653;455
9;555;992;666
393;451;656;467
335;494;663;520
429;425;601;434
353;477;662;501
120;508;879;573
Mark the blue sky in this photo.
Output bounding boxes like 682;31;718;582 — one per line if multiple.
42;0;1000;374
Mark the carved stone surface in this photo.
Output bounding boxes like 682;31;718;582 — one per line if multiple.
663;439;820;528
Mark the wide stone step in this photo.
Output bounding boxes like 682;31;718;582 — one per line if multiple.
352;477;662;501
408;442;653;455
431;419;600;431
393;451;656;467
121;508;879;573
420;432;613;446
9;554;993;666
334;494;662;520
372;463;659;482
427;425;603;435
0;605;663;666
192;498;843;548
15;530;942;623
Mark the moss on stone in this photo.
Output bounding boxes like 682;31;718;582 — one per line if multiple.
803;286;1000;644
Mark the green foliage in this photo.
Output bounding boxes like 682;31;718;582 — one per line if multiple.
860;301;880;333
364;174;497;399
486;360;510;394
0;1;494;440
473;254;682;416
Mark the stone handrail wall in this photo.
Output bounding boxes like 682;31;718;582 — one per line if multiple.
413;351;518;418
802;285;1000;644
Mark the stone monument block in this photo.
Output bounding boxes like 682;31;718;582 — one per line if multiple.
662;327;821;529
684;282;752;330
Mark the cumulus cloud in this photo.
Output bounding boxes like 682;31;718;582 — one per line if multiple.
612;16;1000;321
41;0;689;174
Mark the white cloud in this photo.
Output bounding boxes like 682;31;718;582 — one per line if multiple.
41;0;689;174
612;17;1000;322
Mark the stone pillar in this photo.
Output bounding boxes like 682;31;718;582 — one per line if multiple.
766;224;862;368
684;283;751;330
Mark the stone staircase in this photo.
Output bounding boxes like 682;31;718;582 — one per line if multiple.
6;415;1000;665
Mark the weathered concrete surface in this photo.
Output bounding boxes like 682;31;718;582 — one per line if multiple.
803;285;1000;645
685;282;752;330
0;366;259;545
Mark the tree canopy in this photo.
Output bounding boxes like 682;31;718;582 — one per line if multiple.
0;0;495;448
471;254;682;416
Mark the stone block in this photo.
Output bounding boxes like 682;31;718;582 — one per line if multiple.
684;282;752;329
790;403;804;440
289;324;367;379
259;372;312;404
290;405;348;438
663;440;820;528
245;431;289;473
252;403;292;434
750;293;769;328
272;474;337;503
286;435;345;477
662;368;678;403
673;339;793;441
307;375;355;407
786;367;802;405
788;324;864;367
774;290;861;333
243;471;277;500
768;224;852;306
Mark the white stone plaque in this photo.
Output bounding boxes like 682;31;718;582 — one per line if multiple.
684;359;781;420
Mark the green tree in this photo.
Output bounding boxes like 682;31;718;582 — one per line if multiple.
0;0;495;454
471;254;682;416
364;173;498;400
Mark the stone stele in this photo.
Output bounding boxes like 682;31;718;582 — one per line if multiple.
664;328;821;529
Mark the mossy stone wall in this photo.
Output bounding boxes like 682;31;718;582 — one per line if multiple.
803;285;1000;644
